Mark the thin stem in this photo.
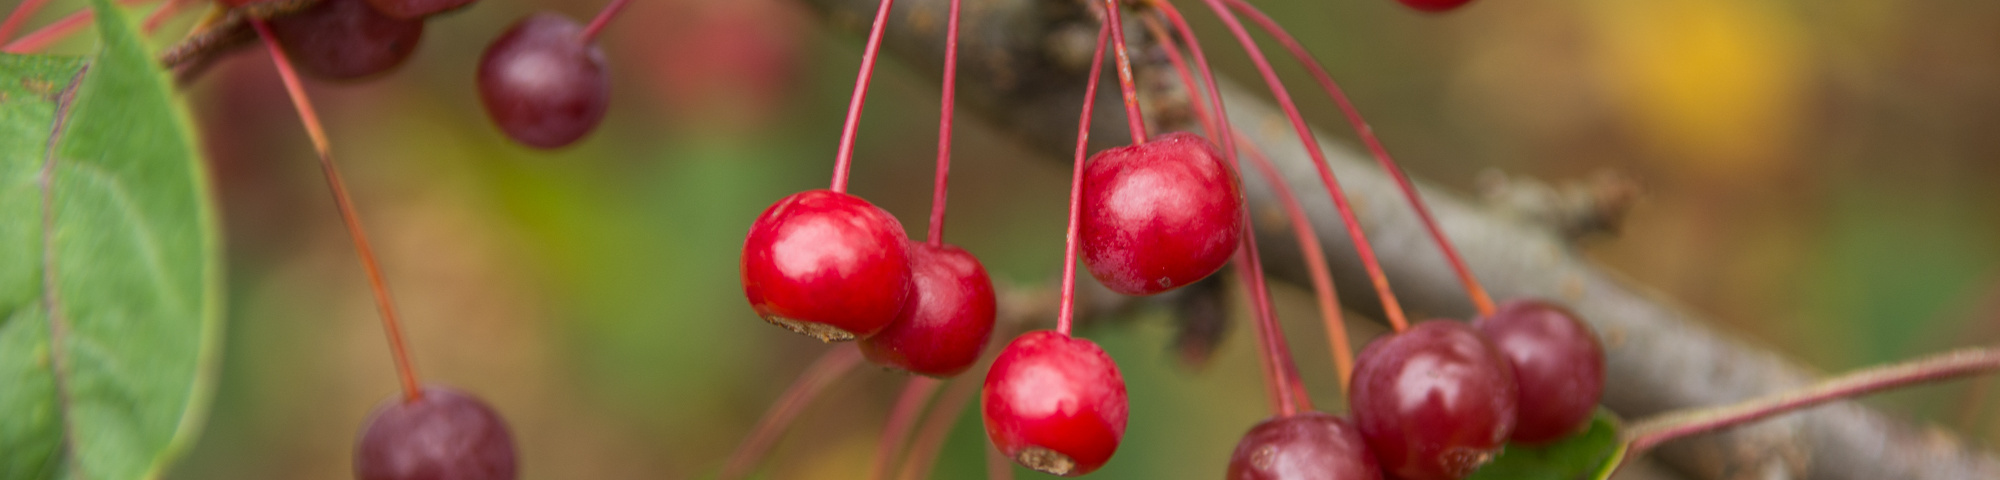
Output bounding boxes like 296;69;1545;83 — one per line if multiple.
1239;135;1354;388
1624;346;2000;453
1;9;89;53
1101;0;1147;144
830;0;897;193
1199;0;1409;332
1151;1;1231;163
1149;6;1353;390
1234;233;1309;416
251;18;422;402
872;376;942;480
0;0;55;41
0;0;158;53
985;441;1015;480
925;0;962;246
896;374;983;480
1137;12;1216;140
1221;0;1494;316
577;0;631;44
721;346;866;480
1055;22;1111;336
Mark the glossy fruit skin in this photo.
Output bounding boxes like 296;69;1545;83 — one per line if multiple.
982;331;1128;476
354;386;517;480
1350;320;1518;480
1475;299;1605;444
1396;0;1474;12
1080;132;1244;296
477;13;611;149
367;0;477;20
267;0;424;81
1227;412;1384;480
859;242;997;377
741;190;911;341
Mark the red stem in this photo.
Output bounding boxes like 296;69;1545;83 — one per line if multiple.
1137;13;1216;140
0;0;161;54
1101;0;1147;144
1625;347;2000;453
251;18;422;403
0;0;55;41
1;9;89;53
1056;22;1111;336
721;346;866;480
1239;136;1354;388
1151;1;1232;168
578;0;632;44
1199;0;1409;332
985;441;1015;480
1234;233;1310;416
1143;6;1356;390
925;0;962;246
829;0;897;193
871;376;942;480
896;375;984;480
1221;0;1494;316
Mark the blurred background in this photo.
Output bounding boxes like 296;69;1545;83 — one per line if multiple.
14;0;1998;477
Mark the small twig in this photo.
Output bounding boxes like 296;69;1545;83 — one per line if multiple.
1624;346;2000;453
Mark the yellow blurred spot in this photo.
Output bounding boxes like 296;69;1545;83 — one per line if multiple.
1592;0;1809;183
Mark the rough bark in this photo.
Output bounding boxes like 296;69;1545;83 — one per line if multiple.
794;0;2000;479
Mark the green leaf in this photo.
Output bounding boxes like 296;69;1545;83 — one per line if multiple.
1466;412;1625;480
0;1;223;479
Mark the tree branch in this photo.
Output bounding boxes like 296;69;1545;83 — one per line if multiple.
792;1;2000;479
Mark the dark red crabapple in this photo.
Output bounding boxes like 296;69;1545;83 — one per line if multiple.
1227;412;1383;480
354;386;517;480
1396;0;1475;12
1350;320;1518;480
477;13;611;149
1475;299;1605;444
367;0;478;20
983;331;1128;476
1080;132;1244;296
266;0;424;81
740;190;911;341
858;242;997;377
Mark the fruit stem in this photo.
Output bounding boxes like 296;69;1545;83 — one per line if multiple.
721;346;865;480
871;376;941;480
1150;0;1235;196
984;441;1016;480
1222;0;1495;317
0;0;55;41
251;18;423;403
1055;21;1111;337
1101;0;1148;144
897;374;985;480
1;9;89;53
578;0;631;44
1200;0;1409;332
1238;135;1355;388
0;0;164;54
925;0;962;246
829;0;897;194
1234;231;1310;416
1148;6;1353;389
1623;346;2000;453
1137;12;1215;140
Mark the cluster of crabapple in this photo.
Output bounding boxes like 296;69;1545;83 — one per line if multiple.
727;0;1575;477
225;0;617;149
1266;299;1606;480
